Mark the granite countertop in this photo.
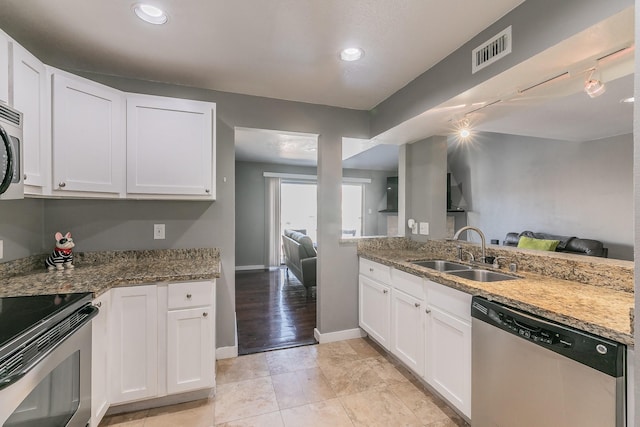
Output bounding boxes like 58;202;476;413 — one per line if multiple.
359;247;634;346
0;248;221;299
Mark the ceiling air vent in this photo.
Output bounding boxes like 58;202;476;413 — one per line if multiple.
472;26;512;74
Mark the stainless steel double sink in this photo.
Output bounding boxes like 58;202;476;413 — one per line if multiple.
411;260;518;282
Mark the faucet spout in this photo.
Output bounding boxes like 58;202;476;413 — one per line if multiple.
452;226;486;263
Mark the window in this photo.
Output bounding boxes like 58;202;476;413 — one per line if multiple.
341;184;363;237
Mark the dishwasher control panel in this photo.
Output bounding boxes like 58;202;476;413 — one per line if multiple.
471;297;625;377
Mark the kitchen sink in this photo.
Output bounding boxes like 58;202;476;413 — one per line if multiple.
446;269;519;282
411;260;472;272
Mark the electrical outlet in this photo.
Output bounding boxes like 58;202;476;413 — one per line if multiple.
154;224;165;240
419;222;429;235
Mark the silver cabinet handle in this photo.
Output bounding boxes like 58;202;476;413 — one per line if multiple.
59;182;66;188
186;293;192;299
203;312;208;317
95;302;102;308
383;289;388;294
369;268;374;272
23;174;27;181
425;308;431;314
414;302;420;308
205;189;210;193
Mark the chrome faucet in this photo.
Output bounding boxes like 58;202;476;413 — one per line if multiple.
452;226;486;263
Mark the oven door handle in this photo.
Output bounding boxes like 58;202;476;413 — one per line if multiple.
0;305;99;390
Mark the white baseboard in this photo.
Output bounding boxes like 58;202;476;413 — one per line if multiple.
235;265;266;271
314;327;367;344
216;311;239;359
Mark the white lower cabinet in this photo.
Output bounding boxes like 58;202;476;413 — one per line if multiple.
91;292;110;427
108;281;216;407
391;288;424;376
424;280;472;419
358;274;391;349
110;285;159;405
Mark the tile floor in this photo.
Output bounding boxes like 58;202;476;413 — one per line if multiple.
100;338;469;427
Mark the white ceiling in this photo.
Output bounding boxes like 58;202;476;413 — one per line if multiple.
235;128;318;167
0;0;523;110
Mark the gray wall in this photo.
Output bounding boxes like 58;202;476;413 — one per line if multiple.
448;132;633;260
235;161;395;268
370;0;633;136
0;199;45;260
235;161;317;268
405;136;448;241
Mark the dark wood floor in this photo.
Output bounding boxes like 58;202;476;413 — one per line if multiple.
235;268;317;355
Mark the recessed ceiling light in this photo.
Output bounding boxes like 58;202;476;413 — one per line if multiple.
621;97;635;103
340;47;364;62
134;3;168;25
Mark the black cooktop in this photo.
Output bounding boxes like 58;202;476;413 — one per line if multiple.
0;293;92;352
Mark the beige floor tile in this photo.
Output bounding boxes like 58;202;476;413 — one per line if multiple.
216;353;270;384
280;399;354;427
272;367;336;409
144;399;215;427
339;387;423;427
214;377;279;424
319;357;385;396
371;355;411;386
215;411;284;427
388;382;451;424
266;345;318;375
315;341;364;366
345;338;383;358
295;367;336;403
100;409;148;426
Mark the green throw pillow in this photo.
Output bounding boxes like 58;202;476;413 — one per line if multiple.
517;236;560;251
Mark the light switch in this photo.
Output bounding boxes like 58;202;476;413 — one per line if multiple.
154;224;165;240
419;222;429;235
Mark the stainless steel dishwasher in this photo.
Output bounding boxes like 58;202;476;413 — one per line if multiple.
471;296;626;427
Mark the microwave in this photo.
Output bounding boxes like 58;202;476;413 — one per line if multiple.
0;104;23;200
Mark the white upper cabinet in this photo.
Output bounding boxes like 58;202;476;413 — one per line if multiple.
0;30;10;105
51;70;125;196
11;42;47;191
126;94;215;199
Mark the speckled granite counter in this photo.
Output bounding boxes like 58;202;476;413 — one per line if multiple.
0;248;220;298
358;238;634;346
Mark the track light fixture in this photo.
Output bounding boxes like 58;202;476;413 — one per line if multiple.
584;69;606;98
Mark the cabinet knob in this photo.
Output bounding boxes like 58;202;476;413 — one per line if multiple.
205;189;210;194
414;302;421;308
203;312;208;317
23;174;27;181
369;268;374;272
425;308;431;314
186;293;192;299
383;289;388;294
95;301;102;308
59;182;66;188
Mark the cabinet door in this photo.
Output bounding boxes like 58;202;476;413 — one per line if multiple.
91;292;110;427
110;285;158;404
0;30;9;105
425;306;471;418
358;275;391;349
11;42;46;189
52;72;124;195
167;306;214;394
126;94;215;198
391;289;424;376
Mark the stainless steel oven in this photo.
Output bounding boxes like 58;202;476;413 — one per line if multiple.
0;293;98;426
0;103;23;200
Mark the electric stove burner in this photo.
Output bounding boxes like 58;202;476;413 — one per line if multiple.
0;293;92;355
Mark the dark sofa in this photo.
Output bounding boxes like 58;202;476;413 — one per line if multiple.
503;230;608;257
282;229;317;293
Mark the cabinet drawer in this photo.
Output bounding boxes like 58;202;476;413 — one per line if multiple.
426;280;472;322
391;268;424;300
359;258;391;284
168;281;213;310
